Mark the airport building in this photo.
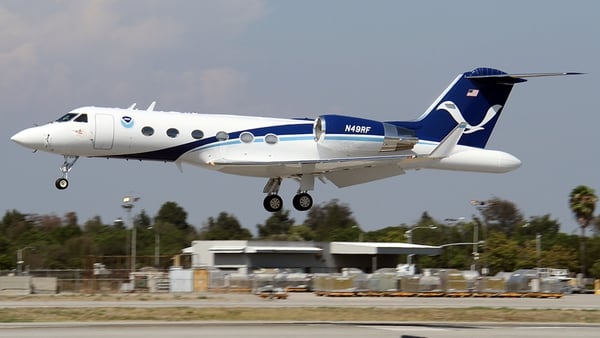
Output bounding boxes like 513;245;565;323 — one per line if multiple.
185;240;441;273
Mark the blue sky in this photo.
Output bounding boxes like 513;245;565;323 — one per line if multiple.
2;0;598;235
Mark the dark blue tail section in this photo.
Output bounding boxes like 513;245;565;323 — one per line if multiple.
392;67;526;148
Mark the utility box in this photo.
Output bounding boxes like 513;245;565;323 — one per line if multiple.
169;267;193;292
0;276;32;295
194;269;209;292
32;277;58;294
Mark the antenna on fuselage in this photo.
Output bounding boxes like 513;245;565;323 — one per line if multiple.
128;103;137;110
147;101;156;111
175;160;184;173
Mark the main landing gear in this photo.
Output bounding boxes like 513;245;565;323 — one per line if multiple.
55;155;79;190
292;192;313;211
262;177;314;212
263;192;313;212
263;194;284;212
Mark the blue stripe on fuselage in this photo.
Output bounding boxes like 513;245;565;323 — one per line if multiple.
323;135;383;143
107;123;314;161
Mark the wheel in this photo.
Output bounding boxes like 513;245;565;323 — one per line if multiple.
263;194;283;212
55;178;69;190
293;193;313;211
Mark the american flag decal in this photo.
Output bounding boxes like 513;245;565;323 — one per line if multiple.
467;89;479;97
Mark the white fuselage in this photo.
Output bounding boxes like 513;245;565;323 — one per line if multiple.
11;106;521;179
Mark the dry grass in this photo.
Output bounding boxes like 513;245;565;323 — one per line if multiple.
0;307;599;323
1;293;599;323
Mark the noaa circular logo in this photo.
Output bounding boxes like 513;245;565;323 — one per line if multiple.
121;116;134;128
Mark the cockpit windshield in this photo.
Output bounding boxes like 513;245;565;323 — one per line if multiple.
74;114;88;122
55;113;88;123
56;113;78;122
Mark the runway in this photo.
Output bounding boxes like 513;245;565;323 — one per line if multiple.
2;293;600;337
2;322;600;338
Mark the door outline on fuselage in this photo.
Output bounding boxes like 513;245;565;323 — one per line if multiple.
94;114;114;150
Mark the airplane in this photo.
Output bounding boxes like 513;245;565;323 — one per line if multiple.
11;67;579;212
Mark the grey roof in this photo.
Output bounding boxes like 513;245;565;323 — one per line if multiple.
330;242;441;255
209;245;323;254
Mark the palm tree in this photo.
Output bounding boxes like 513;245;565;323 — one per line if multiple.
569;185;597;276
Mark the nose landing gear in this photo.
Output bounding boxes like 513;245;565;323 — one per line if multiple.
55;155;79;190
55;178;69;190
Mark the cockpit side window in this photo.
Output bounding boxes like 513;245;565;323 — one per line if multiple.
56;113;78;122
74;114;88;123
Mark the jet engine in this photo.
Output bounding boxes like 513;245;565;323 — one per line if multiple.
313;115;418;155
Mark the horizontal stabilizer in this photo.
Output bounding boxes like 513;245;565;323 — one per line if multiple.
467;71;584;79
465;68;584;84
429;122;467;158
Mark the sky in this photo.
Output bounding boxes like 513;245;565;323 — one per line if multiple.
2;0;599;236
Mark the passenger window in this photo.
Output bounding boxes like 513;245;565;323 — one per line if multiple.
74;114;88;123
142;126;154;136
166;128;179;138
216;131;229;141
240;132;254;143
265;133;278;144
191;130;204;139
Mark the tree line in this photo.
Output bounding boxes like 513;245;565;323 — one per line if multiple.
2;185;600;277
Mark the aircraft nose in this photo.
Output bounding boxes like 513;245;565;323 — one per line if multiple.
11;127;47;150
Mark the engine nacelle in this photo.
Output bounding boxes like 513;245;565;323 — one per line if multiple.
314;115;418;156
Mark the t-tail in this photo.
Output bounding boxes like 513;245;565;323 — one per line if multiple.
393;67;581;148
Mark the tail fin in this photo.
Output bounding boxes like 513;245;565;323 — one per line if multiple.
395;67;521;148
392;67;580;148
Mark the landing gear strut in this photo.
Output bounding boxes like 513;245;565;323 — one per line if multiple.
263;177;283;212
55;155;79;190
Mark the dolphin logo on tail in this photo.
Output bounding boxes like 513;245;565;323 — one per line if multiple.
436;101;503;134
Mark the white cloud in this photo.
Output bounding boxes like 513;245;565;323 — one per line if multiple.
0;1;267;114
158;67;248;113
199;68;247;111
216;0;268;31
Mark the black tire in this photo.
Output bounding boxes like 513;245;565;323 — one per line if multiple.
293;193;313;211
263;194;283;212
55;178;69;190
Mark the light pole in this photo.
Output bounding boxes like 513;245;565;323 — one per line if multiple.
536;233;542;268
16;246;35;276
148;225;160;268
471;222;479;271
470;200;489;272
439;241;485;249
121;195;139;272
352;225;364;242
444;217;465;224
523;223;542;268
405;225;437;265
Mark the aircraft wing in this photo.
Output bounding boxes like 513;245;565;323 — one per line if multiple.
211;122;467;187
211;154;434;187
324;122;466;187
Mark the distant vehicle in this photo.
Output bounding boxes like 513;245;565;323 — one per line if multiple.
11;68;578;211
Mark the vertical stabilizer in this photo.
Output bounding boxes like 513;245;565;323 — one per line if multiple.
393;67;522;148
